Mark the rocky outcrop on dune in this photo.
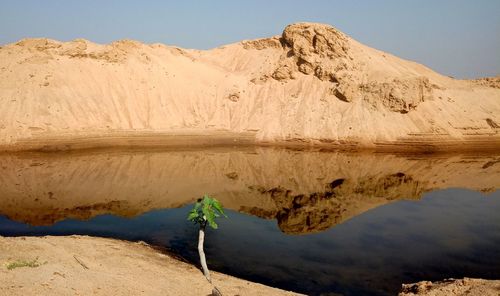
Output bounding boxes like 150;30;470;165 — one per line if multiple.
267;24;435;114
0;23;499;151
0;148;498;233
270;24;354;82
470;76;500;89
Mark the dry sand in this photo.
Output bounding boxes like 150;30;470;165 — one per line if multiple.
0;235;302;296
399;278;500;296
0;22;499;151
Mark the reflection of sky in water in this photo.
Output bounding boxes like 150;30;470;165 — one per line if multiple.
1;188;499;296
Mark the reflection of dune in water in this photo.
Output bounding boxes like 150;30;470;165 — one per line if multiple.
0;148;498;234
244;172;426;234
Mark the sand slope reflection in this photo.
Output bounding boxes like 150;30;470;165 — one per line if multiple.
0;148;498;233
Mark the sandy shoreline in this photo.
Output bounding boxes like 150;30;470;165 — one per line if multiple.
0;235;302;296
0;131;499;153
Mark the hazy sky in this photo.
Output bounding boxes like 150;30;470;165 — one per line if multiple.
1;0;499;79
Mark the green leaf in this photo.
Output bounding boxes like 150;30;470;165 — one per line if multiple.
212;199;227;217
202;194;210;203
207;209;215;223
187;210;199;222
208;219;218;229
202;203;210;219
187;194;227;229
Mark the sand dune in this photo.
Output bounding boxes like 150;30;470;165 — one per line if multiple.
0;23;499;151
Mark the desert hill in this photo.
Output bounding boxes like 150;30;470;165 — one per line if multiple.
0;22;499;151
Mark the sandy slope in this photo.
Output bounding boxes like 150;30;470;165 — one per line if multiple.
0;235;301;296
0;23;499;151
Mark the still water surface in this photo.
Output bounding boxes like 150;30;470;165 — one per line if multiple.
0;148;499;295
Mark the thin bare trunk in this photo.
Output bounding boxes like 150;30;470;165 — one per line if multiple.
198;225;211;283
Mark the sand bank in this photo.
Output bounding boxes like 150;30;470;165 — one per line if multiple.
0;235;302;296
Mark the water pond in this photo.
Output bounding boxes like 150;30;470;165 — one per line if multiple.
0;148;499;295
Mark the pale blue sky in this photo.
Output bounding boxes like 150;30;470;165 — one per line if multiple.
1;0;499;78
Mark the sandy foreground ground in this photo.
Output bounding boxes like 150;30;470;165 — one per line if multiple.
0;235;302;296
399;278;500;296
